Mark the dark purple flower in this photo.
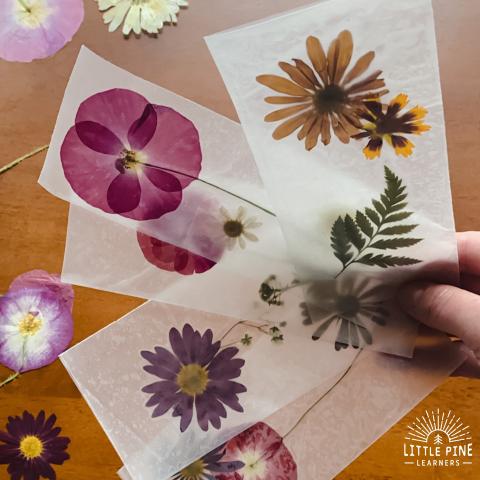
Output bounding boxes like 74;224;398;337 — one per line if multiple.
0;410;70;480
172;444;244;480
61;88;202;220
0;271;74;373
141;324;247;432
137;232;217;275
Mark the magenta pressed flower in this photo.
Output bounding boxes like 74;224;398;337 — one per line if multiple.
61;88;202;221
172;443;244;480
141;323;246;432
218;422;297;480
0;0;84;63
0;410;70;480
0;271;73;373
137;231;217;275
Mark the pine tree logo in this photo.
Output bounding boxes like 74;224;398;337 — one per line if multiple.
433;434;443;445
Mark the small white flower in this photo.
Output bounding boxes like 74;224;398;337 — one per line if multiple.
97;0;188;36
220;206;262;250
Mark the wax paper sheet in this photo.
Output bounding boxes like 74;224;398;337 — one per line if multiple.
60;300;358;480
206;0;458;352
47;47;424;356
61;302;462;480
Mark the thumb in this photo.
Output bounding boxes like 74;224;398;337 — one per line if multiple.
397;281;480;359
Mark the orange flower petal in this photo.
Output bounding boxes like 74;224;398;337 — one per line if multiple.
332;115;350;144
272;111;310;140
264;104;312;122
306;36;329;85
256;74;309;96
293;58;321;87
321;113;332;145
305;116;323;150
297;112;318;140
333;30;353;83
279;61;316;90
264;95;311;104
343;51;375;85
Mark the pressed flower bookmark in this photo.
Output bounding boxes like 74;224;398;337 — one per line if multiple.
207;0;458;355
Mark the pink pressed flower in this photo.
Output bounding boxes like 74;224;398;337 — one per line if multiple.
61;88;202;221
0;0;84;63
137;232;216;275
0;271;73;373
218;422;297;480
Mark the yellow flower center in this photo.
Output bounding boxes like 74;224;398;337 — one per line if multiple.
119;149;147;173
15;0;51;28
179;458;206;478
176;364;209;396
19;435;43;459
18;313;42;337
223;220;244;238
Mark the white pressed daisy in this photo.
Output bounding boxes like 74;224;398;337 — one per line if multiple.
220;206;262;250
97;0;188;36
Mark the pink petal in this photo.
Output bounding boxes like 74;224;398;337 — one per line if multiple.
107;173;141;214
128;104;157;151
143;167;182;192
9;270;74;312
75;121;124;155
0;0;84;63
137;232;216;275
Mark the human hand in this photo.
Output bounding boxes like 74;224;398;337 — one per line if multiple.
398;231;480;378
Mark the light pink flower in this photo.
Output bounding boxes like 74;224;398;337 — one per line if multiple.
0;0;84;63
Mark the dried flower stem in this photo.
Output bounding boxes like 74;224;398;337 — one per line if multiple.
282;350;362;440
0;145;49;175
0;372;20;388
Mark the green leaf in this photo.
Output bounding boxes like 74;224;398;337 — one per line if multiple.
384;211;413;223
390;201;408;212
330;216;353;267
372;199;386;217
378;224;418;235
357;253;421;268
344;214;365;250
365;207;381;226
370;238;422;250
356;211;374;238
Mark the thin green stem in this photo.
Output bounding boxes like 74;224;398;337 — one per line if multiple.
140;161;276;217
282;350;362;440
0;372;20;388
0;144;49;175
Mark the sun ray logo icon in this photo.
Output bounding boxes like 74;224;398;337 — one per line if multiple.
405;409;472;444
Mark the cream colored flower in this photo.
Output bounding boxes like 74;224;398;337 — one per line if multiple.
97;0;188;36
220;206;262;250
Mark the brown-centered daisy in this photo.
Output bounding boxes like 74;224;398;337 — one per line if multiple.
352;93;431;159
220;206;262;250
256;30;388;150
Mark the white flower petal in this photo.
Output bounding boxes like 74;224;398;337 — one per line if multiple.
243;231;259;242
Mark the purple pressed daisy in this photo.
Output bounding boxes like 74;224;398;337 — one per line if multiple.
0;410;70;480
141;324;247;432
0;0;84;63
61;88;202;221
172;444;244;480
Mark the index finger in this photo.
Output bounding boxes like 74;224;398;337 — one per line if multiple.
457;231;480;276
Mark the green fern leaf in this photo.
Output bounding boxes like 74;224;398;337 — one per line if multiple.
365;207;381;226
370;238;422;250
344;214;366;250
330;216;353;266
379;225;418;235
357;253;421;268
356;211;374;237
384;211;413;223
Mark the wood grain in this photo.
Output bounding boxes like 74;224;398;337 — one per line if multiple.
0;1;479;478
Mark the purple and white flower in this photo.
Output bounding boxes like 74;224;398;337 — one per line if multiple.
141;324;247;432
0;0;84;63
0;271;73;373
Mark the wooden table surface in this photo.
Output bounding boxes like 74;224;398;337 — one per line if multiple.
1;1;479;479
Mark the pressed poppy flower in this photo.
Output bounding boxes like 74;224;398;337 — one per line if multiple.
61;88;202;221
97;0;188;35
137;231;217;275
257;30;388;150
220;207;261;250
172;444;244;480
0;410;70;480
0;271;73;374
0;0;84;62
141;323;246;432
352;93;431;159
217;422;297;480
303;277;388;350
